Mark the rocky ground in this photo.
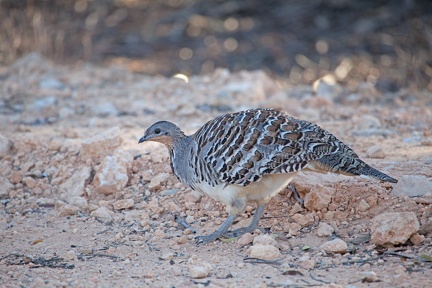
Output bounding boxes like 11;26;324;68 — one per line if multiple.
1;54;432;287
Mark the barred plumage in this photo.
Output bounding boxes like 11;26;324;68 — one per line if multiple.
138;108;397;244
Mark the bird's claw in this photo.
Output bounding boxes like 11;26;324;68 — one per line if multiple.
195;234;220;245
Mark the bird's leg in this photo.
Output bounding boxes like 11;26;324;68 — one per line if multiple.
223;204;266;238
289;182;303;206
195;214;237;245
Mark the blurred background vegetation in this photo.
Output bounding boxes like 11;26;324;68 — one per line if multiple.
1;0;431;91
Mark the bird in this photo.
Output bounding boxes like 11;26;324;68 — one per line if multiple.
138;108;398;244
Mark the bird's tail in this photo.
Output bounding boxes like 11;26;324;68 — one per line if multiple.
313;152;398;183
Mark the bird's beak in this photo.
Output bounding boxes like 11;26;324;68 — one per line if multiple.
138;135;147;144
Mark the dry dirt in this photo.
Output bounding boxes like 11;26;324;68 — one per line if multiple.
1;54;432;287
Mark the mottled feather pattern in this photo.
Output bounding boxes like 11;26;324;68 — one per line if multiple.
186;108;397;187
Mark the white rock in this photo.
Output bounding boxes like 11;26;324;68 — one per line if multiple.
317;222;334;237
360;271;379;283
0;133;12;157
313;78;342;100
392;175;432;197
90;207;113;223
0;175;13;199
248;244;282;260
320;238;348;254
95;148;132;195
113;199;134;210
59;167;91;202
81;127;122;159
304;185;335;211
189;264;212;279
253;234;277;246
370;212;420;246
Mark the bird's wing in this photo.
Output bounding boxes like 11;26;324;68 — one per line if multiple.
193;108;347;186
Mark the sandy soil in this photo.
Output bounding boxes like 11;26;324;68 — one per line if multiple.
1;54;432;287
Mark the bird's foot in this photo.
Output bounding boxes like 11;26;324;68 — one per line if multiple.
222;226;265;238
195;232;222;245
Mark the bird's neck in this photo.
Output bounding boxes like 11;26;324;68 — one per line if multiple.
169;135;192;184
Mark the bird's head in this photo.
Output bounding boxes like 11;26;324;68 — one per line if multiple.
138;121;186;149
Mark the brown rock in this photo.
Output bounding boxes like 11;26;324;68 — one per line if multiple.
365;145;386;159
10;171;23;184
237;233;254;245
370;212;420;246
291;213;315;227
357;199;371;212
320;238;348;254
12;133;41;152
23;177;37;189
304;185;335;211
409;233;425;245
148;173;170;192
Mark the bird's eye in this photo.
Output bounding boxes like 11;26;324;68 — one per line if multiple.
154;128;161;134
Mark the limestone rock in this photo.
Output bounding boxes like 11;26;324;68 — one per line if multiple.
304;185;335;211
248;244;282;260
392;175;432;197
320;238;348;254
370;212;420;246
317;222;334;237
59;167;91;202
113;199;134;210
189;264;212;279
95;148;132;195
81;127;122;159
253;234;277;246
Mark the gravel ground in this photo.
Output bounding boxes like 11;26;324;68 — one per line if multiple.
1;54;432;287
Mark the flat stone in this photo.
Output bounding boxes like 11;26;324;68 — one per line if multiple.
81;127;122;159
253;234;277;246
113;199;134;210
291;213;315;227
148;173;170;192
248;244;282;260
370;212;419;246
392;175;432;197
